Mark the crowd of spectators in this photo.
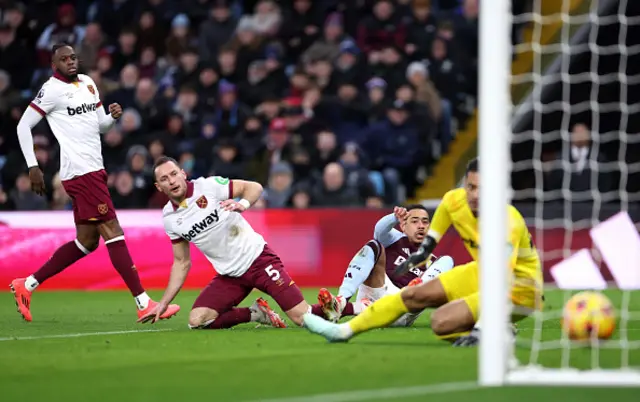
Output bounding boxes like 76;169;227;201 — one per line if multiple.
0;0;481;210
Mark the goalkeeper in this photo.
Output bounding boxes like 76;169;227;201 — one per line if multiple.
302;158;544;346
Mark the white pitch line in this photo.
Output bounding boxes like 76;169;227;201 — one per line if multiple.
0;328;173;342
253;381;479;402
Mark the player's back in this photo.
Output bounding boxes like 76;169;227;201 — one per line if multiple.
507;205;542;285
439;188;481;260
32;73;103;179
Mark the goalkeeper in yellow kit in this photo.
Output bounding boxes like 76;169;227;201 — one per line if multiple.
302;158;544;346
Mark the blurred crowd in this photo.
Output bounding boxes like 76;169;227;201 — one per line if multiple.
0;0;483;211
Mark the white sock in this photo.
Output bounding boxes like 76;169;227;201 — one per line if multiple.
134;292;151;310
421;256;454;282
339;323;354;338
338;245;377;299
25;275;39;292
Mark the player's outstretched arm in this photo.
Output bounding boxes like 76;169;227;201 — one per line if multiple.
139;240;191;323
220;179;263;212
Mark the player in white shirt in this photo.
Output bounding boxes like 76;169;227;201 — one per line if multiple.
10;43;180;323
139;156;315;329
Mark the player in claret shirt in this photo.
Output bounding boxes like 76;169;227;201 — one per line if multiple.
11;43;180;322
140;156;315;329
312;205;455;327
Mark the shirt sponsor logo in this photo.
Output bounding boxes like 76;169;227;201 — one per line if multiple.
181;209;219;241
67;103;98;115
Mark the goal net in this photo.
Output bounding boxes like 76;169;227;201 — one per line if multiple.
480;0;640;386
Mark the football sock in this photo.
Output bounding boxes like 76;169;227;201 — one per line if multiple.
342;302;355;317
310;302;356;319
105;236;145;299
348;292;409;335
32;239;90;288
310;303;325;318
338;244;377;299
134;292;151;310
207;308;252;329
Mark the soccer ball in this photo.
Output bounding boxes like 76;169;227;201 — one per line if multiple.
562;291;616;341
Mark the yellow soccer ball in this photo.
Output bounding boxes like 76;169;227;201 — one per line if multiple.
562;291;616;341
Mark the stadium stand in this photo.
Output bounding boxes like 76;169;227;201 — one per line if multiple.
0;0;486;210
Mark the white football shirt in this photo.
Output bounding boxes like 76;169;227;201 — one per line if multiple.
30;73;105;180
162;176;267;277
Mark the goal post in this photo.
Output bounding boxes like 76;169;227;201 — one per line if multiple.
478;0;511;387
479;0;640;387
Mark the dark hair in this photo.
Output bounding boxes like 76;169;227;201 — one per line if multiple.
465;158;478;175
152;155;180;181
51;42;72;55
405;204;428;212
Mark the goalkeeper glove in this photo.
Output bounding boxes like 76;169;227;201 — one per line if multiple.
393;235;437;277
452;328;480;347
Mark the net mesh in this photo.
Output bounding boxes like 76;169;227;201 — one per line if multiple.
508;0;640;374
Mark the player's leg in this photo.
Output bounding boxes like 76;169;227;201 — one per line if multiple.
9;218;100;321
302;262;477;341
339;240;385;299
96;218;179;319
430;293;477;341
392;255;456;327
189;274;286;329
315;240;385;321
248;245;310;326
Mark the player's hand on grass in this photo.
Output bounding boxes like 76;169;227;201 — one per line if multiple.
108;103;123;119
394;206;408;221
220;199;247;213
28;166;46;196
137;301;168;324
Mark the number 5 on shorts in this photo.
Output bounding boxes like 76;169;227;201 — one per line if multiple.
265;265;280;281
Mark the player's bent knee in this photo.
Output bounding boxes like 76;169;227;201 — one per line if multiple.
437;256;454;271
188;307;219;329
430;308;455;336
430;300;475;336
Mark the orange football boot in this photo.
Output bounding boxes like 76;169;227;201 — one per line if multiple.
255;298;287;328
137;299;181;322
10;278;32;322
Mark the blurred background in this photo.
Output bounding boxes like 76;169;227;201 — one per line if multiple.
0;0;493;211
1;0;639;288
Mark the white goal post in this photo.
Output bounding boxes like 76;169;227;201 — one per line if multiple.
478;0;640;387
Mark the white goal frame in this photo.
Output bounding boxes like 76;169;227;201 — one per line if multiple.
478;0;640;387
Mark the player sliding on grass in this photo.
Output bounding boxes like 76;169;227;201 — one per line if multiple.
312;205;454;327
11;43;180;322
139;156;314;329
303;158;543;345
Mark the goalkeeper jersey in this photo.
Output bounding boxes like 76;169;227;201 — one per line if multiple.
428;188;542;287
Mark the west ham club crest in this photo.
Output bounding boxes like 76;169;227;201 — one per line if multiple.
196;196;208;209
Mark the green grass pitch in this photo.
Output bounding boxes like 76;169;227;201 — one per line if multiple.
1;289;638;401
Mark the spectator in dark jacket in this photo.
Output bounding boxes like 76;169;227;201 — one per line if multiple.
312;162;361;207
199;0;238;63
357;0;407;57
